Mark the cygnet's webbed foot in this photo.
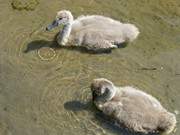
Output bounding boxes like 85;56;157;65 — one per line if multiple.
112;41;127;48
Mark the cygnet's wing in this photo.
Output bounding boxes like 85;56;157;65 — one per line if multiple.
116;87;165;129
121;86;163;111
71;16;126;48
79;31;117;50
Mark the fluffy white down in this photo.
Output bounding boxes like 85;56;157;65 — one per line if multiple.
53;11;140;50
91;78;176;134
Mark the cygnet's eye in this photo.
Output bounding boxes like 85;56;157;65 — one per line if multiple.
58;17;63;20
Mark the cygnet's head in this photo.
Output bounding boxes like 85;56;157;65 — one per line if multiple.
91;78;116;102
46;10;73;31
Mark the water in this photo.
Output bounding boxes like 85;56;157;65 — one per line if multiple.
0;0;180;135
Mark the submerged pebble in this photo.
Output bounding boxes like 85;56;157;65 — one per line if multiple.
11;0;39;11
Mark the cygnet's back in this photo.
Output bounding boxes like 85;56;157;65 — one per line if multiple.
71;15;139;44
117;86;163;112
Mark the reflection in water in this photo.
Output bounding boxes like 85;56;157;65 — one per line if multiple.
0;0;180;135
25;39;116;54
24;40;56;53
64;100;93;112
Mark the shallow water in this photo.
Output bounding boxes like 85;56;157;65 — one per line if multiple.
0;0;180;135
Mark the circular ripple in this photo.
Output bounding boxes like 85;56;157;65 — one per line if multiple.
38;75;106;135
37;47;56;61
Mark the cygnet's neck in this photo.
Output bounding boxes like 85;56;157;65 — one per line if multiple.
59;22;72;45
105;86;117;101
98;86;117;102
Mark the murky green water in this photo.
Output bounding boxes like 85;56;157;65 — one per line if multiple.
0;0;180;135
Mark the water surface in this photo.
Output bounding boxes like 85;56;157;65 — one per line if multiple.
0;0;180;135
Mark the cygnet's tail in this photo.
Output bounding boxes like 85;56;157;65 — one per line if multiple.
158;111;177;134
123;23;140;42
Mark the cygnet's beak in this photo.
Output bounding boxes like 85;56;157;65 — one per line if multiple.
46;19;62;31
